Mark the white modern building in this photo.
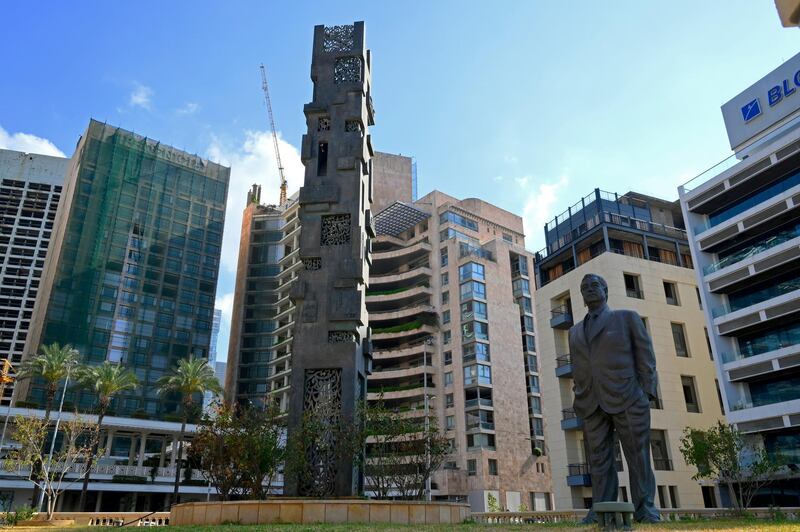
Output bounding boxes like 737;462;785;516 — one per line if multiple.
0;149;66;406
679;52;800;506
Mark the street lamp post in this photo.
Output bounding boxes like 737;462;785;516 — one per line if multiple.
423;336;434;502
37;361;75;511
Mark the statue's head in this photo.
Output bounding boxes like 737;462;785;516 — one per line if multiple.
580;274;608;306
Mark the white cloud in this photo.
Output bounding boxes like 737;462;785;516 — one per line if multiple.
493;175;504;182
207;129;304;275
177;102;199;115
514;175;530;188
129;83;153;110
0;125;65;157
521;174;569;251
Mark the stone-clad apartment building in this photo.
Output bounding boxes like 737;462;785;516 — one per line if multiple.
534;189;724;511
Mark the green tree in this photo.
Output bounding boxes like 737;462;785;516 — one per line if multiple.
680;421;785;513
364;401;450;499
157;357;221;504
4;415;97;520
17;343;80;423
76;361;138;509
190;402;284;500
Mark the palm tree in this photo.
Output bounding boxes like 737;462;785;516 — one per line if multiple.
76;361;138;510
157;356;221;504
16;342;80;508
17;343;80;423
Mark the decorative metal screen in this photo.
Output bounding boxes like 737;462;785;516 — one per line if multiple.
302;257;321;270
323;25;355;52
302;368;343;496
321;214;351;246
317;117;331;132
344;120;363;133
334;57;362;84
328;331;356;343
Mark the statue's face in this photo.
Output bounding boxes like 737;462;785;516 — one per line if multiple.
580;275;607;306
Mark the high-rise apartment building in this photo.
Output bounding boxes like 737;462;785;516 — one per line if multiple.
0;149;66;406
369;191;550;512
18;119;230;421
534;189;724;511
226;177;553;508
679;53;800;506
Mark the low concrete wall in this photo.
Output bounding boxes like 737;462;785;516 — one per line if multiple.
48;512;170;526
171;500;470;525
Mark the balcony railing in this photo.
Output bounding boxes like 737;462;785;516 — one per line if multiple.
556;354;572;368
711;278;800;318
550;305;573;329
653;458;673;471
0;460;205;481
566;463;591;487
465;398;493;409
536;211;688;262
703;224;800;274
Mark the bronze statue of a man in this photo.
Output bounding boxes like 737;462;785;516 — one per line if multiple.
569;273;660;523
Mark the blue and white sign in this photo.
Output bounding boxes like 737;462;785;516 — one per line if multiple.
722;51;800;151
740;98;762;122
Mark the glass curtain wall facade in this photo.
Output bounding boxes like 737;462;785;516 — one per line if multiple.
20;120;229;421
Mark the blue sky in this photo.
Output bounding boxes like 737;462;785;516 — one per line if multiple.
1;1;798;361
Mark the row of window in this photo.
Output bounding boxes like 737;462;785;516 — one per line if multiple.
624;273;702;308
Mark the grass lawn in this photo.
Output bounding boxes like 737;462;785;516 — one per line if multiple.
62;519;800;531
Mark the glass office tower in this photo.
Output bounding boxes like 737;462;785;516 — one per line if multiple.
19;120;230;421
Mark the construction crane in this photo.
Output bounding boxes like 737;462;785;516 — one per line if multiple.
260;64;288;208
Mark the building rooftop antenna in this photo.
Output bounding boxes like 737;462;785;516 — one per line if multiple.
260;64;287;207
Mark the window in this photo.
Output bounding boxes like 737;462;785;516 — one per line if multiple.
462;321;489;341
445;393;454;408
650;430;672;470
440;247;448;267
443;330;451;345
446;415;455;430
442;291;449;305
522;315;534;332
668;486;680;508
467;459;477;476
624;273;643;299
664;281;679;306
530;396;542;415
461;300;488;321
715;379;725;415
671;322;689;357
532;417;544;436
444;351;452;365
464;364;492;385
696;287;703;309
512;278;530;296
519;297;532;314
488;459;498;476
444;371;453;386
701;486;718;508
502;233;513;243
682;375;701;413
459;262;485;282
705;328;713;360
317;142;328;176
650;384;662;409
657;485;668;508
460;280;486;301
440;211;478;231
441;272;449;286
463;342;490;362
442;310;450;324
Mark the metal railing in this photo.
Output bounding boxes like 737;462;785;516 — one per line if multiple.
555;354;572;367
567;462;589;476
561;408;578;420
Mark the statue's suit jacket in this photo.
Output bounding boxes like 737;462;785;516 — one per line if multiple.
569;308;658;419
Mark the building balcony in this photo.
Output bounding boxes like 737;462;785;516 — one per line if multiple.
370;241;432;275
555;354;573;378
365;284;432;309
714;290;800;336
561;408;583;431
371;323;437;345
567;463;591;487
464;397;493;410
367;380;431;401
369;304;436;325
369;266;432;292
369;363;433;382
550;305;573;329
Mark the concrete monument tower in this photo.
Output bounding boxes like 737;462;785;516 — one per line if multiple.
285;21;375;497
